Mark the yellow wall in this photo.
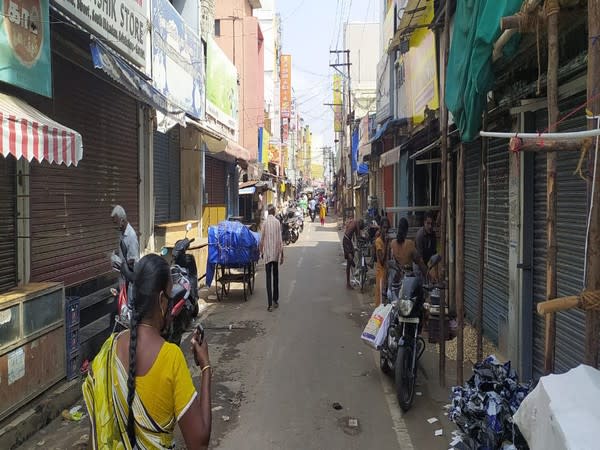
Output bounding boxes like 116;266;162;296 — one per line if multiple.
202;205;226;237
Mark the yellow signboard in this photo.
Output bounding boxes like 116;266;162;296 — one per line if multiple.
262;128;270;169
333;74;343;132
407;2;439;124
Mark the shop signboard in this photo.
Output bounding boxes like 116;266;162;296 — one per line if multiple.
152;0;204;119
280;54;291;119
54;0;148;68
0;0;51;96
261;127;270;169
333;74;343;132
206;36;238;136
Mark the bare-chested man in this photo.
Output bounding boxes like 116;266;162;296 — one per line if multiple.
343;218;365;288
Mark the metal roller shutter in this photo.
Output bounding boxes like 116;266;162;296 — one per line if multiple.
205;156;226;205
153;127;181;224
483;136;510;346
532;92;587;378
30;56;139;286
0;155;17;292
463;141;481;322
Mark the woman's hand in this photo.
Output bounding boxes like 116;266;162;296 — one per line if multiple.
191;329;210;368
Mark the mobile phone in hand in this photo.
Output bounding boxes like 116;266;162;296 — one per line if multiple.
195;323;205;346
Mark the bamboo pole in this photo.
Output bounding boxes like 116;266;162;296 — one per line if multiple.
544;0;559;375
456;143;465;384
477;114;488;362
509;137;592;153
438;1;451;387
585;0;600;368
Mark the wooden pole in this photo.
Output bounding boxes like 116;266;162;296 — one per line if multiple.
544;0;559;375
509;137;592;153
477;114;488;362
585;0;600;368
438;0;451;387
456;143;465;384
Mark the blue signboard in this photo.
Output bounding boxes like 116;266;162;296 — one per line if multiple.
0;0;51;97
152;0;204;119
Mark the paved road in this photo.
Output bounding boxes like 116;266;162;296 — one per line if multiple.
17;215;456;450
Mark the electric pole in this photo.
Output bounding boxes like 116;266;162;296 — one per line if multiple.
329;49;353;215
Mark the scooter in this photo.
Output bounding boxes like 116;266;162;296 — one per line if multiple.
379;254;441;411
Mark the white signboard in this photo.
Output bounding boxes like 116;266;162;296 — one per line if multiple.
55;0;148;68
8;347;25;385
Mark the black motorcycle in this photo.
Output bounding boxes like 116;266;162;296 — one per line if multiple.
159;223;200;344
379;255;441;411
277;211;295;245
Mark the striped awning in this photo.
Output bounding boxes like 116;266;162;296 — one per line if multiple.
0;93;83;166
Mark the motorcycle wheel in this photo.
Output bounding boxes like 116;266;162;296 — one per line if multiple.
192;300;199;318
395;345;416;412
291;231;299;243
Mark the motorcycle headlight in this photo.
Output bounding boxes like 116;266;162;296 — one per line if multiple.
398;298;415;316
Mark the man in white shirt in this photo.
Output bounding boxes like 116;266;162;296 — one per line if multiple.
259;204;284;311
308;197;317;222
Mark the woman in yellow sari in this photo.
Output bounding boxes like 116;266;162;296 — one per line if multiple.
83;254;212;449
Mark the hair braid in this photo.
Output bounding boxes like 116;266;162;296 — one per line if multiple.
126;310;140;447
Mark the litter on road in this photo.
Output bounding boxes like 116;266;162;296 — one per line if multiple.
427;417;439;424
435;429;443;436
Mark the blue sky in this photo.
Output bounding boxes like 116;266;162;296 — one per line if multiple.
277;0;379;158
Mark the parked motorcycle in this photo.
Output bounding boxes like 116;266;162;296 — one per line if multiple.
379;254;441;411
161;223;200;337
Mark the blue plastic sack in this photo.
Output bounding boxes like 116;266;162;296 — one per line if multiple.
205;221;260;287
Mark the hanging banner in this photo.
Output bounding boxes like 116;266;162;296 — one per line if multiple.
152;0;204;119
268;143;280;166
333;74;343;132
54;0;148;68
407;1;439;124
280;54;291;119
0;0;51;97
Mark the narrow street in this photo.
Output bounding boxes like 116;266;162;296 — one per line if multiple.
17;216;456;450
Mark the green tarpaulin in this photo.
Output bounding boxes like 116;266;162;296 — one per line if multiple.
446;0;524;142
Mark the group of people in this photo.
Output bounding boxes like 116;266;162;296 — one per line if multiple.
343;211;438;306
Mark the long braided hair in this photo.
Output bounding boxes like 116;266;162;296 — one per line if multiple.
126;254;170;446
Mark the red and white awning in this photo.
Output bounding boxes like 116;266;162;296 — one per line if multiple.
0;93;83;166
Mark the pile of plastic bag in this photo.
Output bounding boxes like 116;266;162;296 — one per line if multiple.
205;221;260;287
449;355;532;450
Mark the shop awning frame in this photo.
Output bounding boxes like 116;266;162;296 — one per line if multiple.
409;138;440;160
379;145;402;168
0;93;83;166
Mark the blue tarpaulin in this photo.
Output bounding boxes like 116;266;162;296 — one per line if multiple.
358;162;369;175
205;221;260;287
351;128;359;172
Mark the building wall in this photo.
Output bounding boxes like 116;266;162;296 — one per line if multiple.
215;0;264;160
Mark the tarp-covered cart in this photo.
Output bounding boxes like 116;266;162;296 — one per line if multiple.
206;221;260;301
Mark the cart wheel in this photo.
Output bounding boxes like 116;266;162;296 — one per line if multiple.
249;263;255;294
242;271;248;302
222;267;231;296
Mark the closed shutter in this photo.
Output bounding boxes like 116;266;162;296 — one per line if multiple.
464;141;481;321
153;127;181;224
483;136;510;346
0;156;17;292
30;56;138;286
205;156;226;204
532;92;587;378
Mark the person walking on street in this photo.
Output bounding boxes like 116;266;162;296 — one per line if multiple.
83;254;212;449
259;204;284;311
319;200;327;226
343;218;366;289
374;218;391;307
308;197;317;222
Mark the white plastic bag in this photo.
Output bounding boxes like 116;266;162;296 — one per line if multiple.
361;304;392;349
